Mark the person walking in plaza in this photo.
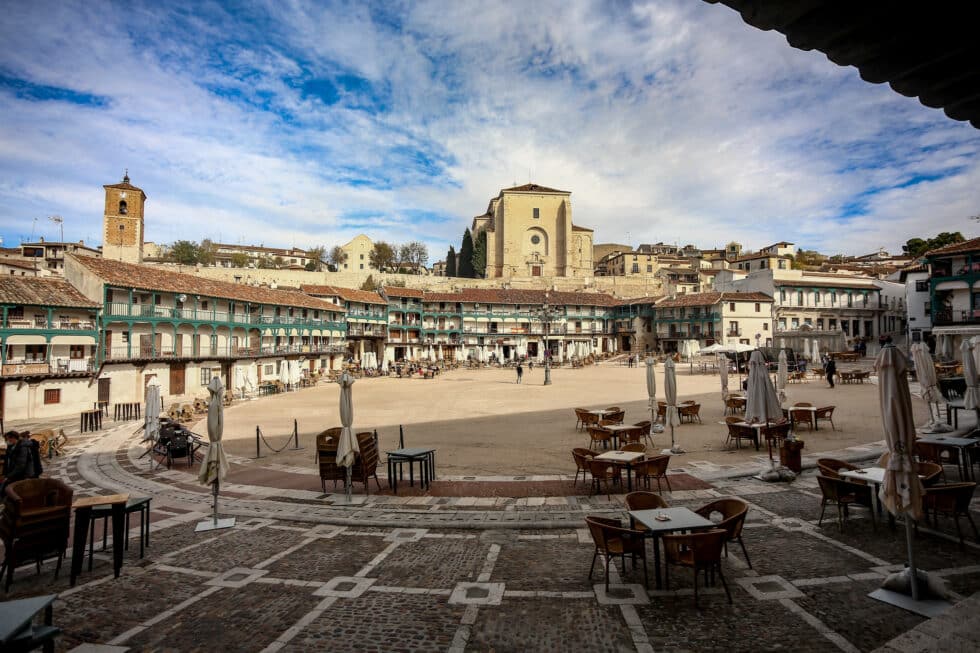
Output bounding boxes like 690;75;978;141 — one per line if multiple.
516;362;523;384
825;357;837;388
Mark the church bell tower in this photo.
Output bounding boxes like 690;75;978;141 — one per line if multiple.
102;171;146;263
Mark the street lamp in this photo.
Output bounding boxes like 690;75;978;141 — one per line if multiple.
531;293;560;385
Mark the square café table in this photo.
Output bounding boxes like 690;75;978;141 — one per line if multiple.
601;424;636;448
0;594;59;652
916;435;979;480
70;493;129;586
840;466;929;520
386;447;436;493
595;450;644;491
629;507;715;589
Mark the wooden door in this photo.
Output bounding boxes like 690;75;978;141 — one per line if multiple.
170;363;185;395
175;334;184;357
98;378;111;404
104;330;112;359
139;334;153;357
531;266;542;277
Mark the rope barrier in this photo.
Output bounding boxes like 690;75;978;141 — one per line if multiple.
253;420;304;458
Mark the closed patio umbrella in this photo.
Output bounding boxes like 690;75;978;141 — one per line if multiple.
646;356;657;437
871;345;935;610
290;359;302;386
961;339;979;414
196;376;235;531
811;339;820;365
336;371;359;502
142;377;162;469
664;358;683;453
911;342;946;432
719;354;729;398
745;350;782;461
802;339;810;361
777;349;788;402
279;361;290;389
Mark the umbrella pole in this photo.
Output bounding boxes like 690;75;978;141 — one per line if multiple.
345;466;352;502
904;514;919;601
212;478;220;526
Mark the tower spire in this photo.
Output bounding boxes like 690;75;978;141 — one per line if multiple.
123;168;129;183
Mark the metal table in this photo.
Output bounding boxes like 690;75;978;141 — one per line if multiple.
70;494;129;586
629;507;715;589
917;435;979;480
0;594;59;652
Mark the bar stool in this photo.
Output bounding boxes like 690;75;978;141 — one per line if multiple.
87;497;152;569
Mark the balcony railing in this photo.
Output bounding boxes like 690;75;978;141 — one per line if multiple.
727;329;742;337
105;303;344;329
933;308;980;326
347;325;387;337
103;343;346;361
2;358;95;376
2;318;97;330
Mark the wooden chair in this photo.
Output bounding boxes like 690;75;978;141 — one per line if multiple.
921;482;978;547
0;478;74;591
572;448;596;486
814;406;836;431
694;498;752;568
585;516;648;590
657;402;667;423
662;528;731;608
816;475;876;533
678;403;702;424
624;491;668;535
635;455;672;493
727;422;759;450
604;406;621;413
588;426;613;451
587;459;619;498
789;403;814;431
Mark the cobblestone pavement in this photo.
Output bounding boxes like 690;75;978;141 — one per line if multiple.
3;420;980;652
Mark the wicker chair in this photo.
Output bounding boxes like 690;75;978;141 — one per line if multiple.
604;410;626;425
917;461;944;487
814;406;837;430
624;491;668;535
921;482;978;547
727;422;759;450
678;403;702;424
585;516;648;590
622;443;645;453
588;426;613;451
316;427;345;492
572;448;596;486
694;498;752;568
350;432;382;494
0;478;74;591
580;411;600;431
915;441;961;479
574;408;590;431
816;458;861;480
587;459;620;498
762;421;792;455
816;475;876;532
724;396;745;415
789;403;814;430
662;528;731;607
635;455;672;493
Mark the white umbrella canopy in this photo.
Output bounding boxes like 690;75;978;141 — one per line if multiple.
777;350;788;392
877;346;924;518
802;339;810;360
646;356;657;429
664;358;680;428
290;359;302;385
336;371;359;501
910;343;941;404
700;343;724;354
143;377;162;445
745;350;782;425
962;340;980;411
812;339;820;364
719;355;729;397
199;376;229;486
279;361;290;388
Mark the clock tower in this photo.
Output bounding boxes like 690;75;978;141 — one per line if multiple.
102;171;146;263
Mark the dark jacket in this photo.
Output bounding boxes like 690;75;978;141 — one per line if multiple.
2;440;34;485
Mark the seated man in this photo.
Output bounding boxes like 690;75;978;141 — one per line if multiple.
1;431;35;493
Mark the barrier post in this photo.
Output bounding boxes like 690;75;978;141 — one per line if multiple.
292;419;304;450
254;426;263;459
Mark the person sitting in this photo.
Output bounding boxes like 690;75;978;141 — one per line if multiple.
1;430;35;493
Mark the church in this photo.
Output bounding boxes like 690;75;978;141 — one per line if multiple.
471;184;594;279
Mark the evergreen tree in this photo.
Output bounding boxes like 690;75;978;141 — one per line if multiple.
446;246;457;277
472;229;487;278
361;274;377;291
458;229;475;278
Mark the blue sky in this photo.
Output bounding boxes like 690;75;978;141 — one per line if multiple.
1;0;977;261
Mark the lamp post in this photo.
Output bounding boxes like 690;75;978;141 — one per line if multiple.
531;294;559;386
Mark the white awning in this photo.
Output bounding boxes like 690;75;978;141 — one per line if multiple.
2;335;46;345
50;335;98;345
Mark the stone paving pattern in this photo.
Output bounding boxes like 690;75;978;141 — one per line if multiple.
2;420;979;651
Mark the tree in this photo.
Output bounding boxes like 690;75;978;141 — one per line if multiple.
445;246;457;277
471;229;487;278
401;240;428;273
792;249;826;270
458;229;475;278
273;256;285;268
370;241;396;271
903;232;965;258
304;261;316;271
171;240;199;265
361;274;378;291
328;245;348;269
397;243;412;271
230;252;250;268
198;239;216;266
256;256;274;269
306;245;326;271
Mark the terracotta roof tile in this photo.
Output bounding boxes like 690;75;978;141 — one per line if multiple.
655;292;772;308
69;255;341;313
383;287;425;299
419;288;618;307
501;183;568;193
924;237;980;257
0;277;100;308
301;284;386;305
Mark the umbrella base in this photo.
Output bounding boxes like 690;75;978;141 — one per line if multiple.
919;421;954;434
868;588;950;618
756;464;796;483
195;517;236;532
325;493;367;505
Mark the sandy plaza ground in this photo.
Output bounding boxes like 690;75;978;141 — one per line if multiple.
195;360;930;478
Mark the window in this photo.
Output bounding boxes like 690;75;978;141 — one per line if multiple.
914;280;928;292
797;291;804;306
780;290;786;302
631;263;639;273
754;303;760;312
533;208;540;219
201;300;208;310
69;345;86;359
778;259;787;269
360;264;364;269
729;302;735;311
201;367;213;386
847;294;853;308
44;389;61;404
791;318;799;329
531;234;541;245
360;254;364;260
830;291;836;305
763;322;769;331
646;265;653;272
829;318;837;330
25;344;46;361
264;364;274;375
118;200;128;215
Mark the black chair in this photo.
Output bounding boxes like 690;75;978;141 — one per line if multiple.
152;423;204;469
